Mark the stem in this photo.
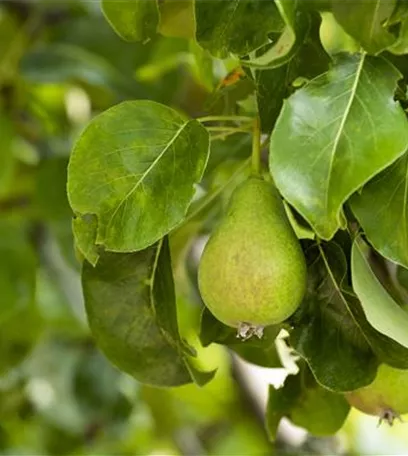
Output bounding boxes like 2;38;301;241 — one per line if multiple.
251;117;261;176
210;130;251;142
206;125;251;133
183;158;251;224
197;115;253;123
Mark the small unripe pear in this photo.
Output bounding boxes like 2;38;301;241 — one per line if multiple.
198;176;307;338
345;364;408;425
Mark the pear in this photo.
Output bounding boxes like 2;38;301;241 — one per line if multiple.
345;364;408;425
198;176;307;338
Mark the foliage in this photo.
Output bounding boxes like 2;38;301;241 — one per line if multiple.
2;0;408;453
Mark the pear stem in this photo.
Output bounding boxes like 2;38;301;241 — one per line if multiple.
251;117;262;176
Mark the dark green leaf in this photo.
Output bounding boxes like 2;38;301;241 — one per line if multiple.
292;241;408;392
270;54;408;240
266;367;350;440
102;0;159;42
255;13;330;133
195;0;283;58
244;0;310;69
82;238;195;386
266;374;301;441
350;153;408;269
68;100;210;252
332;0;397;54
290;242;377;392
351;237;408;350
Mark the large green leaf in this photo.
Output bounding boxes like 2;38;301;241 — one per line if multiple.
350;154;408;269
270;54;408;240
102;0;159;42
195;0;283;58
68;100;209;253
255;13;330;133
82;238;195;386
0;220;40;374
332;0;397;54
266;366;349;440
351;237;408;350
291;241;408;392
244;0;310;69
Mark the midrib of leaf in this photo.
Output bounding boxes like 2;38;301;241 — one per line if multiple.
107;121;188;229
317;243;372;351
275;0;295;31
368;0;381;43
325;54;366;215
216;0;239;52
148;238;181;348
402;158;408;260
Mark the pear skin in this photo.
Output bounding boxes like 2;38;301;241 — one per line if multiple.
345;364;408;425
198;176;307;333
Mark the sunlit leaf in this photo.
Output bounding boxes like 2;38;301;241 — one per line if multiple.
102;0;159;42
351;237;408;350
270;54;408;240
68;100;209;252
332;0;396;54
244;0;310;69
351;153;408;269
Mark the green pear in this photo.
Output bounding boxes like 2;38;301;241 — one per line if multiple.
198;176;307;338
345;364;408;425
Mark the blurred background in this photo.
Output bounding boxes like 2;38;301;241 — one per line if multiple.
1;1;408;454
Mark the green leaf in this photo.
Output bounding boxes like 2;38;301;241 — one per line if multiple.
332;0;397;54
292;241;408;392
195;0;283;58
320;12;360;55
270;54;408;240
82;238;194;387
102;0;159;42
255;12;330;133
351;237;408;350
158;0;195;39
200;308;282;368
72;215;99;266
291;242;377;392
266;374;300;441
0;220;40;373
244;0;310;69
350;153;408;269
266;367;350;440
68;100;210;252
